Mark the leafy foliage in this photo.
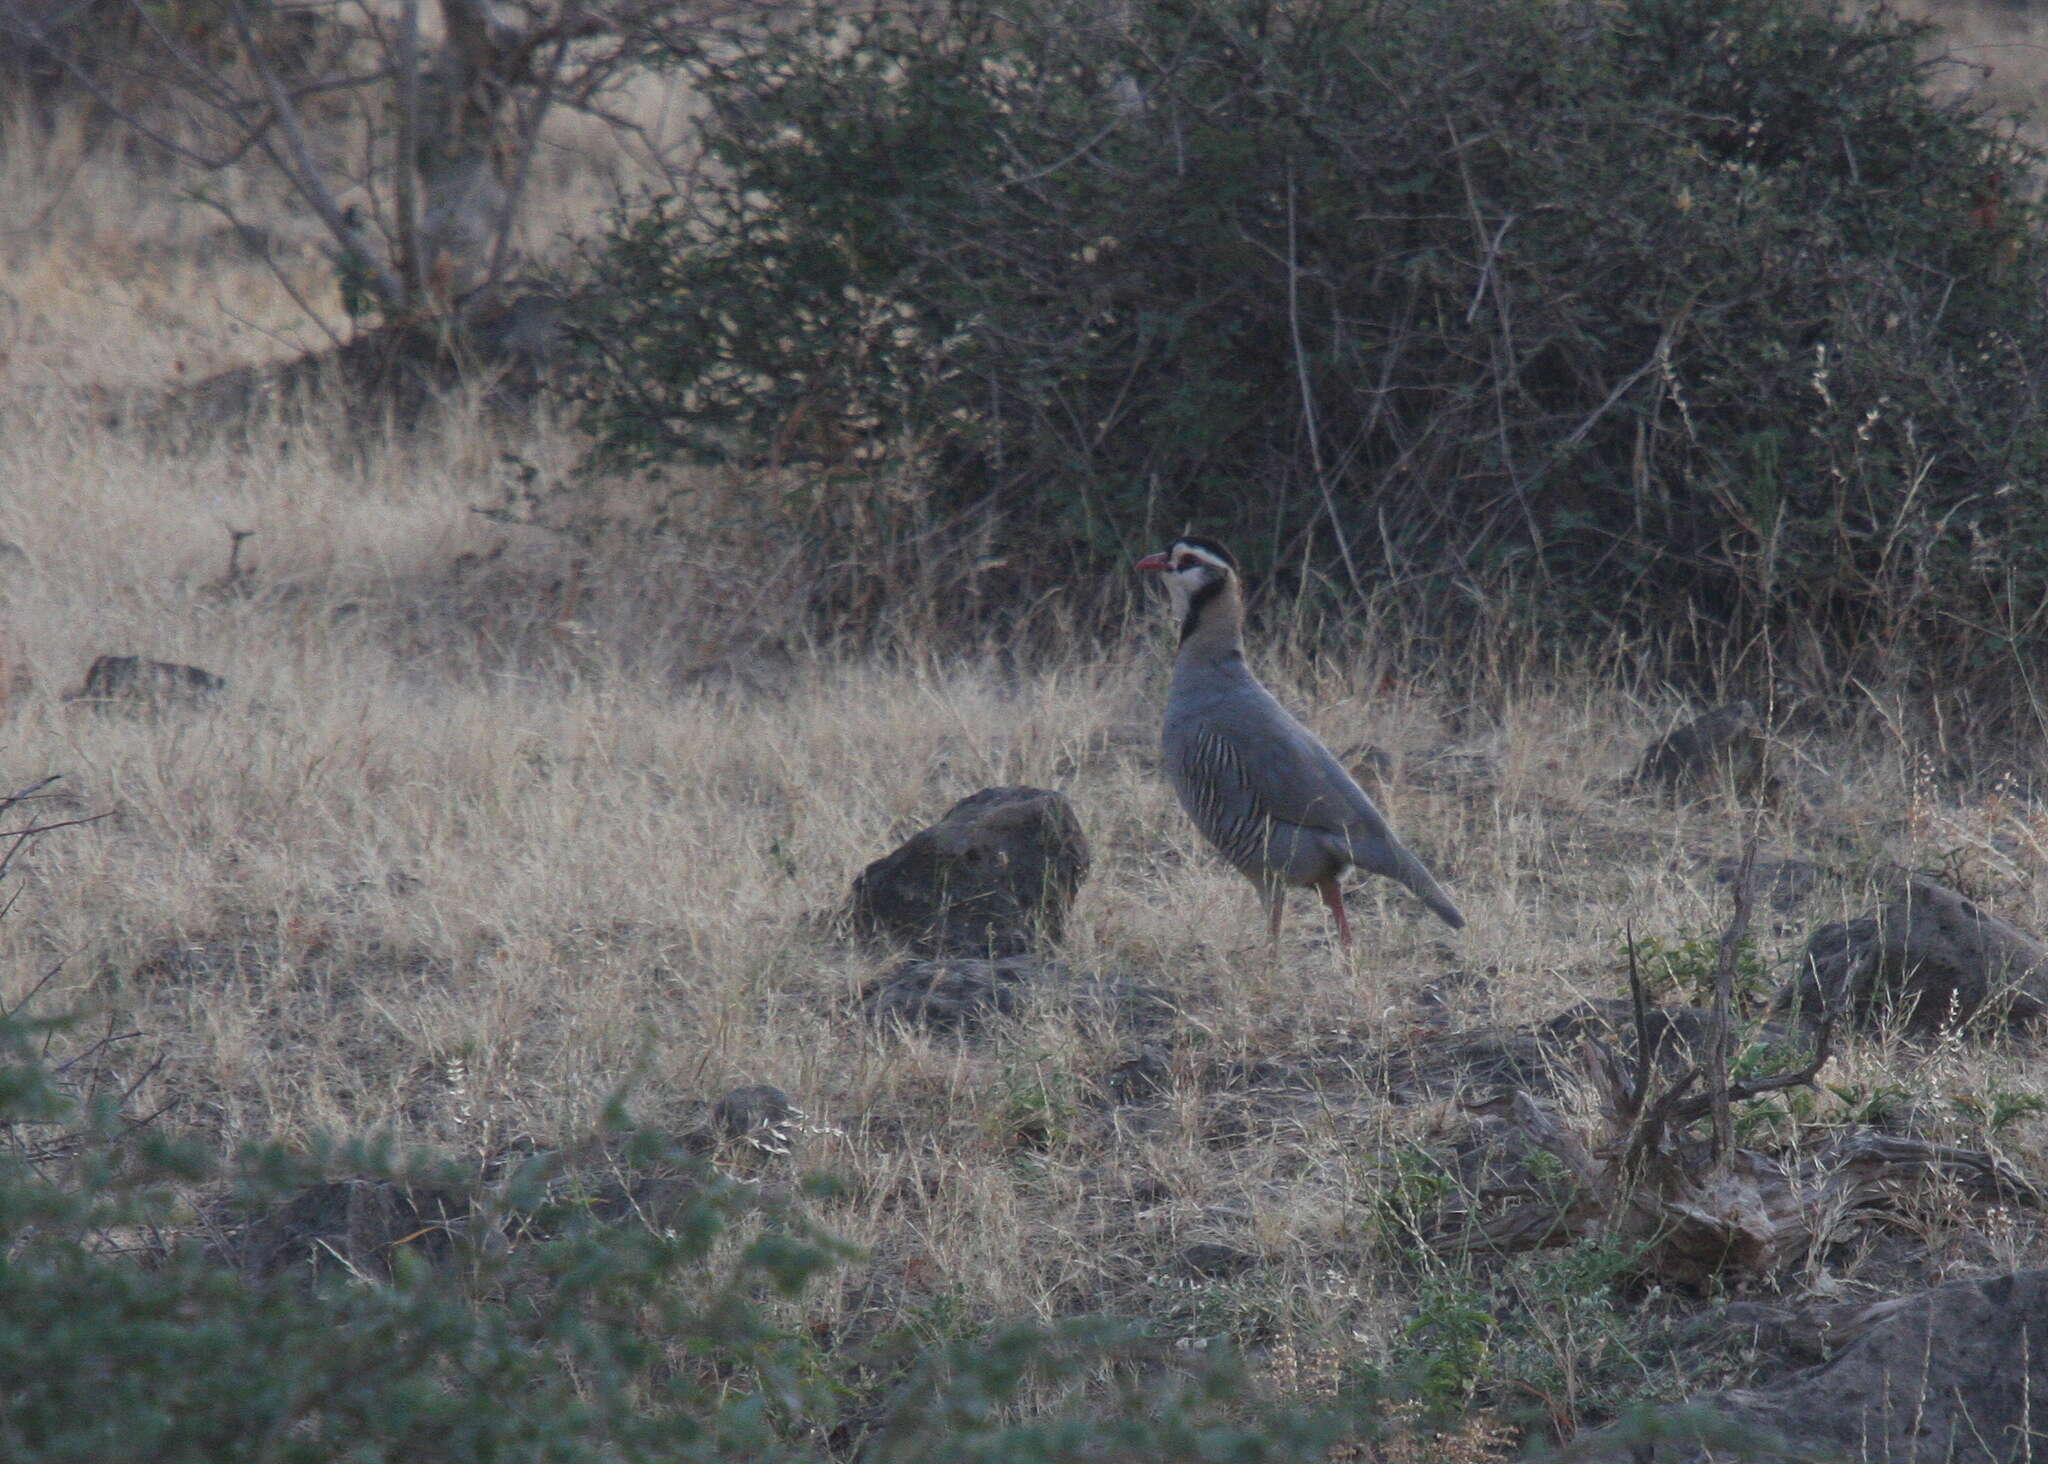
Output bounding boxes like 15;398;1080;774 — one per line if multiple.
578;0;2048;699
1630;929;1772;1007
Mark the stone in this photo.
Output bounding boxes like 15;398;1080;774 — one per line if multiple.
1633;701;1772;801
709;1083;803;1165
69;654;225;709
860;956;1173;1037
711;1083;795;1140
708;1072;794;1154
860;956;1037;1033
223;1176;468;1279
1104;1046;1174;1103
844;786;1089;958
1777;872;2048;1035
1177;1241;1257;1278
1715;854;1825;912
1571;1270;2048;1463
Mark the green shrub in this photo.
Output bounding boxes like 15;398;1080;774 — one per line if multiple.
0;1002;1389;1462
577;0;2048;700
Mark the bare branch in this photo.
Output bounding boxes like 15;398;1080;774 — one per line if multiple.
487;29;573;288
1626;922;1651;1115
1283;161;1364;601
186;192;350;352
228;0;405;308
1664;1008;1836;1127
1707;839;1758;1166
394;0;428;303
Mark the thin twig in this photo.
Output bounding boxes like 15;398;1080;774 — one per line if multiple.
229;0;405;308
1626;921;1652;1116
1665;1006;1837;1126
3;960;69;1022
1282;161;1363;601
394;0;426;305
1708;840;1759;1166
187;193;349;353
0;814;114;884
0;775;64;812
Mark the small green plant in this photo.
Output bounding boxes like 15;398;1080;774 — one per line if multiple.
1948;1083;2048;1138
1724;1037;1824;1143
1629;929;1773;1008
982;1054;1080;1153
1485;1239;1660;1436
1364;1144;1460;1255
1145;1272;1289;1352
1826;1080;1919;1130
1399;1273;1498;1419
899;1280;985;1351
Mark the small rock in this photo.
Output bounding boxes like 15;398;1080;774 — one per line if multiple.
843;786;1090;958
1779;872;2048;1035
68;655;225;710
1633;702;1773;801
861;957;1037;1033
712;1083;796;1141
860;957;1174;1037
1105;1046;1173;1103
1572;1269;2048;1463
1716;854;1825;912
711;1083;802;1162
1178;1241;1257;1278
223;1176;467;1279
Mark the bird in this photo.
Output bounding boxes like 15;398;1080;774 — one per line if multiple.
1135;536;1465;949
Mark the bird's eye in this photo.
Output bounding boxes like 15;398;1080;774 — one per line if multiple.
1174;557;1197;571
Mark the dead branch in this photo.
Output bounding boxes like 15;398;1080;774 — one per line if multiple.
1662;1010;1836;1129
1446;847;1953;1288
1708;839;1758;1164
5;0;678;328
227;1;407;308
1627;921;1651;1116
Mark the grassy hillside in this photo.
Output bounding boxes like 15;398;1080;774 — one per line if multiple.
5;19;2048;1455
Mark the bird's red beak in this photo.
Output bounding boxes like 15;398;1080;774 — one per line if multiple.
1134;551;1171;572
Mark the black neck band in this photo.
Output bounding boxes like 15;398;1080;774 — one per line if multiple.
1179;578;1227;645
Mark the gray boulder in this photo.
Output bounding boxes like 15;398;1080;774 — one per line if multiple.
860;956;1172;1037
1633;702;1772;802
844;786;1089;958
1573;1270;2048;1462
68;655;225;710
1778;872;2048;1035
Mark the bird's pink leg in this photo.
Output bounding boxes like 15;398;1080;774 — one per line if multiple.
1316;877;1353;951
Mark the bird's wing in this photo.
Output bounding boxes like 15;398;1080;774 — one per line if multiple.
1169;691;1466;928
1197;691;1392;839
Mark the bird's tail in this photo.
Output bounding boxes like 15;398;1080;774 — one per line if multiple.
1353;834;1467;930
1405;858;1467;930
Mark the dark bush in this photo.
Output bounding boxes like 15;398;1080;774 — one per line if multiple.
574;0;2048;703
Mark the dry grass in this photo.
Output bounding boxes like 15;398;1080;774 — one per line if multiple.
1902;0;2048;146
7;66;2048;1444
